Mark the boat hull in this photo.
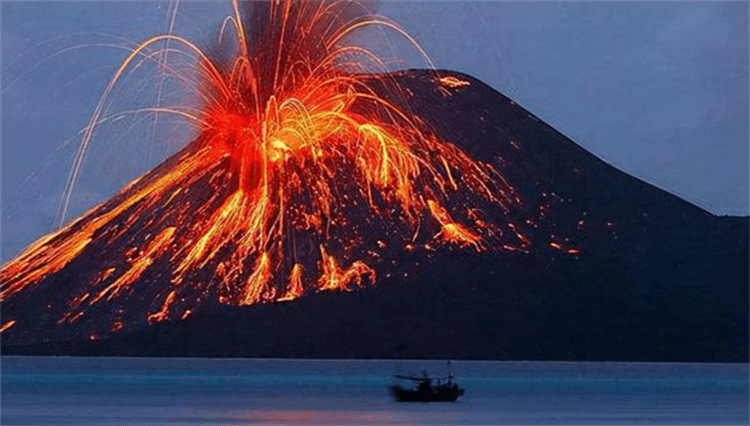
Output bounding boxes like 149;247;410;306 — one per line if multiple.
388;384;465;402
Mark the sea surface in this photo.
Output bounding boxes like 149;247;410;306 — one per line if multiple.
1;357;747;425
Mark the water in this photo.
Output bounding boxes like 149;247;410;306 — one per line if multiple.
1;357;747;425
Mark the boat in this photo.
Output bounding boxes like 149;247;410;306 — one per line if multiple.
388;370;466;402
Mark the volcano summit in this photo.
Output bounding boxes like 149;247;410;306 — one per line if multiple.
1;1;747;362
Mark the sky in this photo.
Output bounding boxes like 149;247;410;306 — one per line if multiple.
1;1;748;262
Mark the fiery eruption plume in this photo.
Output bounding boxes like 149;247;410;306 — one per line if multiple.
1;0;527;341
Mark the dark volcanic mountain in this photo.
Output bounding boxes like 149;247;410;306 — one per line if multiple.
2;70;747;362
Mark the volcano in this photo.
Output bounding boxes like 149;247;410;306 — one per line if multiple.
2;69;747;361
2;1;747;361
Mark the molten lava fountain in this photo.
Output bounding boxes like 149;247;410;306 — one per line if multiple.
0;0;526;343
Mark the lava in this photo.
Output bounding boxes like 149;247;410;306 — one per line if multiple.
1;0;527;340
0;320;16;333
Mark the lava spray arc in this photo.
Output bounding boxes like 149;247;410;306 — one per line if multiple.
0;0;528;341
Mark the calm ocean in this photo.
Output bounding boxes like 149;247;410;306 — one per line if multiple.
1;357;747;425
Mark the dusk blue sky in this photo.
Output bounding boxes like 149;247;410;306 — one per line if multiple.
2;1;748;261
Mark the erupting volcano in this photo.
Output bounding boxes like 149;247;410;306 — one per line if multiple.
3;1;747;362
1;0;528;343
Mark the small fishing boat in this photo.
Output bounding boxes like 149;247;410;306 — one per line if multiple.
388;370;465;402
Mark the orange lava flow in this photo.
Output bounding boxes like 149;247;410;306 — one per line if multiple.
148;290;177;324
439;76;470;88
317;245;376;291
0;320;16;333
92;227;176;305
427;200;482;251
0;0;524;338
278;263;305;302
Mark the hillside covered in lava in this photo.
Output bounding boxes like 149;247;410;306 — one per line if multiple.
3;70;747;362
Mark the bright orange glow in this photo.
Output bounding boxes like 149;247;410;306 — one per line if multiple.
241;252;274;305
148;290;177;324
439;76;470;88
317;246;375;291
278;264;305;301
92;227;176;304
427;200;482;251
0;320;16;333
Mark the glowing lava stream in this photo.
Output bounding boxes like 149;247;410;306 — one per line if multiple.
0;0;525;337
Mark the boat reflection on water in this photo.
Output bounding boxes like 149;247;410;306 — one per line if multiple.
388;370;466;402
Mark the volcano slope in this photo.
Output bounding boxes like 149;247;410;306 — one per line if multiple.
2;70;747;362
